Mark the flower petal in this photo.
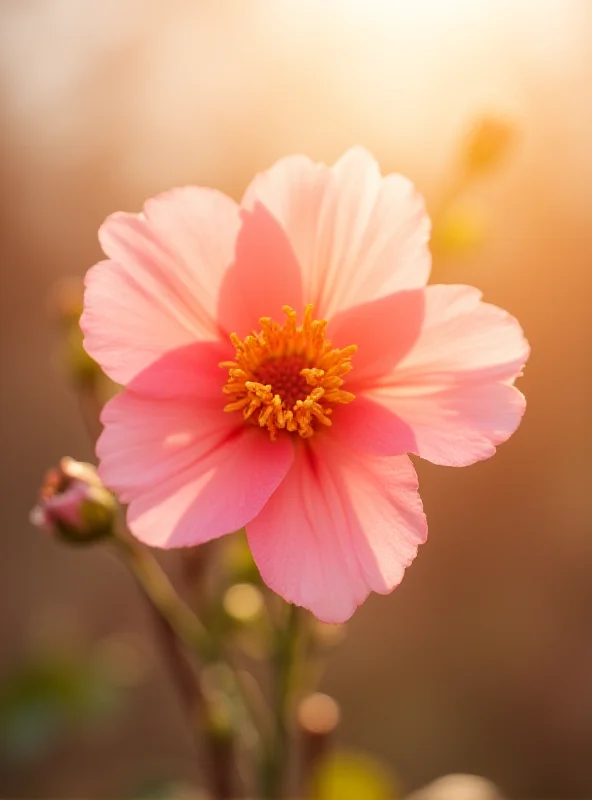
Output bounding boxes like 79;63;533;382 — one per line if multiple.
82;187;239;384
98;390;293;548
216;202;304;338
126;341;233;401
242;147;431;318
330;396;417;456
356;285;530;465
370;383;527;466
247;441;427;623
328;289;425;390
387;285;530;385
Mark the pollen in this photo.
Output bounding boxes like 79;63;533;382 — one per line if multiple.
220;305;357;440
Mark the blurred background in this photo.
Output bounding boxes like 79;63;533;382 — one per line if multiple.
1;0;592;797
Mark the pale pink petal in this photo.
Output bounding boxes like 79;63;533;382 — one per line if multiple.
81;259;194;386
82;187;239;384
341;284;530;465
98;391;293;547
126;428;293;549
126;341;232;401
327;289;425;390
369;383;526;466
247;441;427;623
387;285;530;386
330;396;417;456
98;392;234;503
217;202;303;338
242;147;431;318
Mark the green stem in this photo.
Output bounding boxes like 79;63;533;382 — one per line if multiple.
114;534;215;661
145;599;235;800
260;603;301;799
113;534;265;799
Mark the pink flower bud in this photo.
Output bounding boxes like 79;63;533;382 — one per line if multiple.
31;457;116;544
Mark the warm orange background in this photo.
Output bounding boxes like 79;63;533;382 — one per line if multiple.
1;1;592;797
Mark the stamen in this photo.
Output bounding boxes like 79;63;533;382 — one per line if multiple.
220;305;356;440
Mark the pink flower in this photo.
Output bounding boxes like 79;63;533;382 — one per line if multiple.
82;148;529;623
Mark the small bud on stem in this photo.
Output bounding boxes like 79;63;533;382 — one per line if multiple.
462;115;517;177
31;457;116;544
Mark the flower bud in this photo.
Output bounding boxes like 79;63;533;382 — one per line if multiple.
31;457;116;544
463;115;517;176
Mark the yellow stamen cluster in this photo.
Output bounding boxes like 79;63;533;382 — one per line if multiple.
221;305;356;440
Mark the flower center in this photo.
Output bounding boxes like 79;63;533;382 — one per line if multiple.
220;305;356;440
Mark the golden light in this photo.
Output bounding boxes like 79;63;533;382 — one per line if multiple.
223;583;265;624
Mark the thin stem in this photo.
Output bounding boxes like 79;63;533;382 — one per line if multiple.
146;597;200;712
113;533;262;727
260;603;302;800
114;534;241;798
144;600;234;800
115;534;214;660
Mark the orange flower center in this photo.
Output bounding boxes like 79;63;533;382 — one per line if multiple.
220;305;357;440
